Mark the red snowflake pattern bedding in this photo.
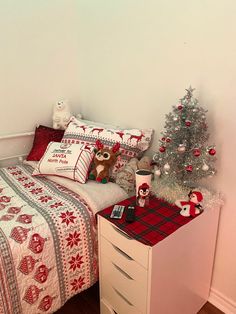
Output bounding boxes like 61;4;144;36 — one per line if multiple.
0;165;98;314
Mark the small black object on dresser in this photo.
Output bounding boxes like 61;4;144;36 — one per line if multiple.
125;205;136;222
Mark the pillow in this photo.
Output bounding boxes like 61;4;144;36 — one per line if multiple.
27;125;64;161
77;117;120;129
32;142;95;183
62;116;153;176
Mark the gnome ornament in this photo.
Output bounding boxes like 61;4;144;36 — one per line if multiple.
175;190;203;217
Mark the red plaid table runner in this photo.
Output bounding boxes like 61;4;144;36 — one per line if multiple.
98;196;199;246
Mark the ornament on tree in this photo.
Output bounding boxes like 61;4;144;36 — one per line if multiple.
159;146;166;153
152;153;159;162
155;168;161;176
202;163;209;171
166;137;171;143
208;148;216;156
163;163;170;171
152;86;217;186
177;144;186;153
193;148;201;157
177;104;183;110
185;165;193;172
185;120;191;127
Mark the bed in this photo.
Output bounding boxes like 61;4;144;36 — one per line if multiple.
0;163;127;314
0;116;153;313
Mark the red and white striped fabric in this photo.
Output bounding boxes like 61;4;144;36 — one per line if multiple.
32;142;95;183
62;116;153;176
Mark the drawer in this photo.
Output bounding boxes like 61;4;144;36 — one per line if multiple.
100;235;148;286
99;216;150;268
101;254;147;313
101;280;142;314
101;298;117;314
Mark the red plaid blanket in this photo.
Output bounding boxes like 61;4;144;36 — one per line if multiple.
98;196;199;246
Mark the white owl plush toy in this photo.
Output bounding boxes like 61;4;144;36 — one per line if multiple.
52;100;72;130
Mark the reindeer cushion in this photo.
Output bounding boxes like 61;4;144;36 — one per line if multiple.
61;116;153;177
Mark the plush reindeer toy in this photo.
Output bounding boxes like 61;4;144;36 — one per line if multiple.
89;140;120;184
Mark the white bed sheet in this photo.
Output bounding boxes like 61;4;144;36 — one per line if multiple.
24;160;128;215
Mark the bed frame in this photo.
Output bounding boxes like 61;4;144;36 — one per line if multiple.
0;131;34;167
0;129;101;314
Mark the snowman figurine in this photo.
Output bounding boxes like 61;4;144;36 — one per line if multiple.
175;190;203;217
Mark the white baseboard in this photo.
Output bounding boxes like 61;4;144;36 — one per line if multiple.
209;288;236;314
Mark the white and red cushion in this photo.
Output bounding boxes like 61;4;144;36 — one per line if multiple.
32;142;95;183
61;116;153;176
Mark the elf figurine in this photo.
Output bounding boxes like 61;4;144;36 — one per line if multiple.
175;190;203;217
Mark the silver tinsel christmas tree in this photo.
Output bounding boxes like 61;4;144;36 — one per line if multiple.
153;87;217;187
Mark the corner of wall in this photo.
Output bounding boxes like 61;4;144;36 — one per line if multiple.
209;288;236;314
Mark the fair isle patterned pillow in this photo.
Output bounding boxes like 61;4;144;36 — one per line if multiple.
62;116;153;176
32;142;95;183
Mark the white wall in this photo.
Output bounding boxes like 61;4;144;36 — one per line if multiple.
0;1;236;312
0;0;81;135
74;1;236;311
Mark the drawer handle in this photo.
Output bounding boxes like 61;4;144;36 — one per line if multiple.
112;225;132;240
112;244;134;261
112;262;134;280
113;287;134;306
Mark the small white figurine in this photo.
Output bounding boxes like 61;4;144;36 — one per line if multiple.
52;100;72;130
175;190;203;217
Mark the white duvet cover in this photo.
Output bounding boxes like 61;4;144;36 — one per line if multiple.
0;164;127;314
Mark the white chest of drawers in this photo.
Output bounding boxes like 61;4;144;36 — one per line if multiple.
98;200;220;314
